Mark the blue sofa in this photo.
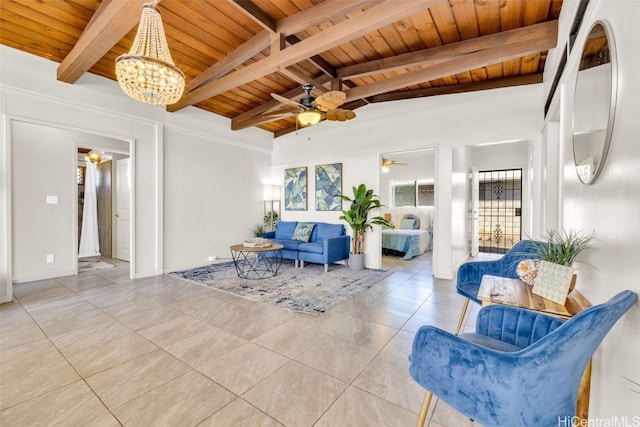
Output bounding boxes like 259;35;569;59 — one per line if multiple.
263;221;350;272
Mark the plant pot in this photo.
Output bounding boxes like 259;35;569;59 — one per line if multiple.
569;273;577;293
349;253;364;271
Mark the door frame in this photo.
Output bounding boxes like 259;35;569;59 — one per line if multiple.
1;115;136;302
74;143;132;271
378;147;437;269
113;157;132;262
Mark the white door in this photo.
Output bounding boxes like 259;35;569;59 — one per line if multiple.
115;158;131;261
470;167;480;256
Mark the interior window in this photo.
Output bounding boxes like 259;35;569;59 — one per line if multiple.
393;181;416;207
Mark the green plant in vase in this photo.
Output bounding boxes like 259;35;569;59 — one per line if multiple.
528;229;595;266
527;229;595;292
339;184;393;270
253;224;265;237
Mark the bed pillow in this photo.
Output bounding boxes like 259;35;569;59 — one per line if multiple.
292;222;315;242
399;218;415;230
403;214;420;230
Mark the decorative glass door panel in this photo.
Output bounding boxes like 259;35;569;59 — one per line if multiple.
478;169;522;254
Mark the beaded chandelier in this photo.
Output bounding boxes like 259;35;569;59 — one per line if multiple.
115;2;185;105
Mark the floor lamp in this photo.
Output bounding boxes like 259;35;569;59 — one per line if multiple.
263;185;281;232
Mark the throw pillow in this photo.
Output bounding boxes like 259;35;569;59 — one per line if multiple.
292;223;315;242
400;218;415;229
403;213;420;229
516;259;540;286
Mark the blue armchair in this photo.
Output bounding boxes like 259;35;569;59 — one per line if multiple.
455;240;542;334
409;290;637;427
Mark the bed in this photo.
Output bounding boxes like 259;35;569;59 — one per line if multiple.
382;211;432;260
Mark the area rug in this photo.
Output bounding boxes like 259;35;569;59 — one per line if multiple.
168;260;391;315
78;259;115;272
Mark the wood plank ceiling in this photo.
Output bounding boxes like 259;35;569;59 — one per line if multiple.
0;0;562;138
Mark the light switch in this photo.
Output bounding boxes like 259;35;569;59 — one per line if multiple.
46;196;58;205
46;254;54;263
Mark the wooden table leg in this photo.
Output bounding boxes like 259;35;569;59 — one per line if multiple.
576;359;592;421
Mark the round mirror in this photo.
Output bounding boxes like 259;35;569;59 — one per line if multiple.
572;21;617;185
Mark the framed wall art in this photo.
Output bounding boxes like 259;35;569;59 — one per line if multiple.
284;167;307;211
315;163;342;211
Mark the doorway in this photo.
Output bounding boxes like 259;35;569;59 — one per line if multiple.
379;149;436;268
478;169;522;254
77;148;131;272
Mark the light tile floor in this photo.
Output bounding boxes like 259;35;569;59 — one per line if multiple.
0;254;487;427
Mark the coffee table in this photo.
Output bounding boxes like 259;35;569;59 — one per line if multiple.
229;243;283;279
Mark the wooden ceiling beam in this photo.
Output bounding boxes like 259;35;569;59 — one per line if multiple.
345;36;556;102
228;0;276;32
337;20;558;79
57;0;148;83
286;35;336;78
169;0;443;112
276;0;383;34
184;0;371;95
278;67;326;92
367;73;543;103
231;107;299;130
185;30;271;93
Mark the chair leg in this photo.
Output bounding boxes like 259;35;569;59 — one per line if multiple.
416;391;433;427
455;298;470;335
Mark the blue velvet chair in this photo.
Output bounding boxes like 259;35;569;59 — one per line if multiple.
409;290;637;427
455;240;542;334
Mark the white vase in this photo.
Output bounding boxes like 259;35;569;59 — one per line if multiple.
349;253;364;271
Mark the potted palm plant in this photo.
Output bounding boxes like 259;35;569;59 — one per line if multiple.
339;184;393;270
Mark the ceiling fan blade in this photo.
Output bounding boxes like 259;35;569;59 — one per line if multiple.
262;106;299;118
325;108;356;122
315;91;346;111
271;93;304;109
382;157;408;167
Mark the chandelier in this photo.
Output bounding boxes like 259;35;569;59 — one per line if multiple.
115;2;185;106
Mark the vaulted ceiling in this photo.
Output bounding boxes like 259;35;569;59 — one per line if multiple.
0;0;561;137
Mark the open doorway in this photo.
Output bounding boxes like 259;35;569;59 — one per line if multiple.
77;147;131;273
379;149;435;269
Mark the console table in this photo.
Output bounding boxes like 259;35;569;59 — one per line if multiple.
229;243;283;279
477;275;592;421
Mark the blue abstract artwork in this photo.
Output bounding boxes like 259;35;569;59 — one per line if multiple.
315;163;342;211
284;167;307;211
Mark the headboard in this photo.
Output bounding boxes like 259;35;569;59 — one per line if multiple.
383;207;433;230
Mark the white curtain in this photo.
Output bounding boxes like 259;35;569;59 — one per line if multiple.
79;161;100;257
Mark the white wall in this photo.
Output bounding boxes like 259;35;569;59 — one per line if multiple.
543;0;640;419
0;45;272;297
273;84;544;274
163;126;271;271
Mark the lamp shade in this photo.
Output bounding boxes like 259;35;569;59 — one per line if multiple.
263;185;281;201
297;110;322;126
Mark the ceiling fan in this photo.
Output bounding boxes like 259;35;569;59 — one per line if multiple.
381;157;408;173
271;84;356;126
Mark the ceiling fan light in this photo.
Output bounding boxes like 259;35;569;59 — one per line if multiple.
297;110;322;126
